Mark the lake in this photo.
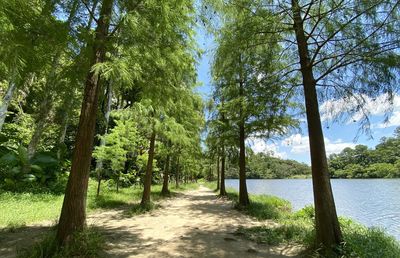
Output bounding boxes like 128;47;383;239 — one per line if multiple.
225;179;400;240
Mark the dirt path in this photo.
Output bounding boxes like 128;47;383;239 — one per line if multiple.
0;186;301;257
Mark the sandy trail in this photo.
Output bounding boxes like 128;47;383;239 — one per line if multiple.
0;186;301;257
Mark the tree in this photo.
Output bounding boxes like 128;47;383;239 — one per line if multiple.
205;0;400;249
211;6;298;206
56;0;114;245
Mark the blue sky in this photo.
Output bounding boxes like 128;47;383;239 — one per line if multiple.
195;27;400;165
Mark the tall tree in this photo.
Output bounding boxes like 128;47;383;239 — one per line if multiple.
205;0;400;249
56;0;114;244
211;8;298;206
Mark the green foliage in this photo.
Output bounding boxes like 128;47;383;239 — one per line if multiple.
245;151;310;179
339;218;400;258
222;187;291;220
0;145;60;191
329;128;400;178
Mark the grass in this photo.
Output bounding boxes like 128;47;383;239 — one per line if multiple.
0;180;199;229
0;192;64;229
203;181;400;257
17;227;104;258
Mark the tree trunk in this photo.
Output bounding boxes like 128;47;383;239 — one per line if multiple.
116;174;119;192
28;1;79;159
161;154;170;195
238;116;249;206
175;156;180;189
141;129;156;206
216;156;220;191
0;81;16;132
28;98;52;158
57;113;69;160
220;98;227;196
291;0;342;248
220;146;226;196
95;82;113;197
56;0;114;245
238;75;249;206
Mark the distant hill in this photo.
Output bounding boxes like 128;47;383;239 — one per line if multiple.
226;152;311;179
328;127;400;178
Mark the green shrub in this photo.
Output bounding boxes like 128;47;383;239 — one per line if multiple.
340;218;400;258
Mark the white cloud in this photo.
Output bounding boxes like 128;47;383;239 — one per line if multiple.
377;111;400;128
320;93;399;125
281;133;356;156
247;138;287;159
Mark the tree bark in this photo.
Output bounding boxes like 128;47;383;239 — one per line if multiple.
220;146;226;196
161;154;170;195
238;116;249;206
238;73;249;206
291;0;342;248
57;89;77;160
220;98;227;196
175;156;180;189
96;82;113;197
56;0;114;245
28;97;52;158
216;156;220;191
141;129;156;206
0;81;16;132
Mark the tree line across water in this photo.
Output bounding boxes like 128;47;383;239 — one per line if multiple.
329;127;400;178
0;0;399;257
222;127;400;180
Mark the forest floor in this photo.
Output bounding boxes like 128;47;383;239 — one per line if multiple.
0;186;302;258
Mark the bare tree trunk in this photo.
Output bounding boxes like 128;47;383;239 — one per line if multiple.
161;154;170;195
216;156;220;191
28;98;52;158
238;75;249;206
220;98;227;196
28;1;79;159
0;81;16;132
220;146;226;196
238;116;249;206
141;129;156;206
56;0;114;245
175;156;180;189
57;89;77;160
291;0;342;248
116;173;119;192
96;82;113;197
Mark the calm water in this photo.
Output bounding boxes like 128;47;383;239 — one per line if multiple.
225;179;400;240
